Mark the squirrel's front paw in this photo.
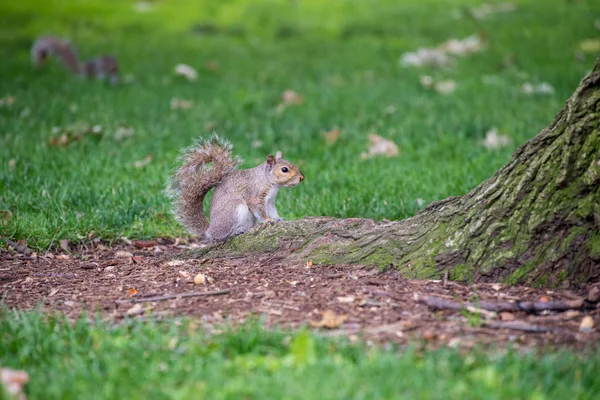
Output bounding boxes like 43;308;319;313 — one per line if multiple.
272;217;285;222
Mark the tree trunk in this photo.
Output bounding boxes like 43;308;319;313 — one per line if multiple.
190;58;600;287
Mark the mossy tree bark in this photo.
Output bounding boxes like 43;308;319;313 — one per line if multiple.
192;58;600;287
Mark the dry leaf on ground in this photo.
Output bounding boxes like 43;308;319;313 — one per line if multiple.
482;127;511;150
1;210;13;225
469;2;516;20
281;90;304;106
115;251;133;258
174;64;198;81
170;98;193;110
194;273;207;285
361;134;399;159
114;125;135;141
0;367;29;400
522;82;554;95
205;60;219;71
133;155;153;168
323;128;341;145
0;96;15;107
125;303;145;316
399;35;484;67
579;316;595;332
309;310;347;329
434;80;457;95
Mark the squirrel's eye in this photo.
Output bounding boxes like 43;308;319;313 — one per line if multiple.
281;167;289;173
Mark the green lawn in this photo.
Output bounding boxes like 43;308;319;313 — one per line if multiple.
2;1;600;398
1;0;598;248
1;309;599;400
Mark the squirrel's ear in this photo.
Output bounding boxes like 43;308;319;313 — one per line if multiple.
275;151;283;160
266;154;275;167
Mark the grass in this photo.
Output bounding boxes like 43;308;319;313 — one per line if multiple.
0;308;598;400
1;1;600;397
1;0;598;248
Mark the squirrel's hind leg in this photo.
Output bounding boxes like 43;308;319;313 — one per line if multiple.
206;200;255;242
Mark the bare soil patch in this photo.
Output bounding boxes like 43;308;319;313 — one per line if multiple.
2;240;599;351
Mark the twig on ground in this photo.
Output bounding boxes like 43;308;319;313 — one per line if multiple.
115;289;230;303
485;321;555;333
417;294;584;313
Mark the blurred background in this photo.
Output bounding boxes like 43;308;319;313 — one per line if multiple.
0;0;599;246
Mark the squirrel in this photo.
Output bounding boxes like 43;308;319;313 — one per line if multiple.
166;135;305;243
31;35;119;85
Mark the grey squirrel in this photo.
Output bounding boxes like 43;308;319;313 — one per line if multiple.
166;135;305;243
31;35;119;85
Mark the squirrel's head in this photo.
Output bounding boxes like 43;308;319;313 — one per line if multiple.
266;151;304;187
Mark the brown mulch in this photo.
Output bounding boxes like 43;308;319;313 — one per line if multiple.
1;239;599;351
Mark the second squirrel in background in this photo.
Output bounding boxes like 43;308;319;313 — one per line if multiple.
166;135;304;244
31;35;119;85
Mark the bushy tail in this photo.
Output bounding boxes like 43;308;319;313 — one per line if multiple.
31;36;80;73
166;134;242;237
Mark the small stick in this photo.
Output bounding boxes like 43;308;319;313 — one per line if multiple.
418;295;583;313
115;289;230;304
486;321;554;333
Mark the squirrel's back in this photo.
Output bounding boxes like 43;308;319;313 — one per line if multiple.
31;36;80;73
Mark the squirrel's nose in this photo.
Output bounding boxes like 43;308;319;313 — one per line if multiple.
299;174;304;182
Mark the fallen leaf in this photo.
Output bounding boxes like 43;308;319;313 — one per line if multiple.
579;316;595;332
205;60;219;71
125;303;144;316
281;90;304;106
421;329;436;340
578;38;600;53
115;251;133;258
323;128;341;145
133;154;153;168
538;295;550;302
59;239;70;252
587;285;600;303
419;75;434;88
133;240;158;248
361;134;400;159
49;288;59;296
522;82;554;95
174;64;198;81
499;312;515;321
8;159;16;171
400;48;451;67
289;280;299;287
399;34;484;68
128;288;137;296
565;310;580;319
491;283;502;291
114;125;135;141
482;127;511;150
434;79;456;95
0;367;29;399
337;295;356;304
179;270;191;280
0;95;16;107
104;266;117;272
1;210;13;225
167;260;187;267
306;259;313;268
194;273;207;285
309;310;347;329
440;35;483;56
131;256;143;264
170;98;193;110
469;2;517;20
